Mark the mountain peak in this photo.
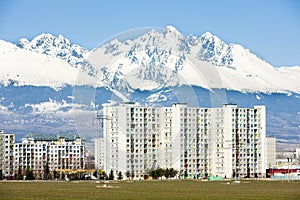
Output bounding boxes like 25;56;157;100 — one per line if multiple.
163;25;183;38
14;33;93;74
165;25;180;32
16;38;30;49
200;32;222;43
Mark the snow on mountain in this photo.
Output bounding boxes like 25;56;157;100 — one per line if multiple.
277;66;300;84
16;33;97;76
1;26;299;94
0;28;299;146
0;39;96;89
88;26;300;94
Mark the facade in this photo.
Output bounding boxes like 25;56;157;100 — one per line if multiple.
96;102;272;179
0;130;15;179
94;138;105;169
265;137;276;168
13;134;85;179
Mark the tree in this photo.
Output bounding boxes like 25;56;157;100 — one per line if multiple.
169;168;178;179
108;169;114;180
165;168;170;179
44;162;50;180
232;170;236;179
156;168;164;180
131;171;135;180
148;168;170;180
16;166;23;180
53;170;59;180
25;168;35;180
149;169;158;179
117;171;123;180
126;171;131;180
184;170;188;179
93;170;98;178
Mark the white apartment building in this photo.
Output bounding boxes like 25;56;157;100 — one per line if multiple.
0;130;15;179
95;102;273;179
13;134;85;179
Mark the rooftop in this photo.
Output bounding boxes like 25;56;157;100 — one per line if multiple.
22;133;83;142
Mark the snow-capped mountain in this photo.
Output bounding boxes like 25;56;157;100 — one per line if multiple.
0;39;96;89
88;26;300;94
0;26;299;149
16;33;97;76
10;26;300;94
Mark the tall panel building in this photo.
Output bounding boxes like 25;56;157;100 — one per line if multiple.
0;130;15;179
95;102;273;179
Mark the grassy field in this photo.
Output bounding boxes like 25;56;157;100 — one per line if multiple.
0;180;299;199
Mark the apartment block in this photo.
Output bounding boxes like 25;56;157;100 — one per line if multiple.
0;130;15;179
96;102;272;179
13;134;85;179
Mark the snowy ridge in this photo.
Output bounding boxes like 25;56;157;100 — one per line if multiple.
88;26;300;94
0;27;299;147
16;33;97;76
0;26;300;94
0;40;96;89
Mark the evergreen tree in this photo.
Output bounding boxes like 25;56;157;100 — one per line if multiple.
117;171;123;180
108;169;114;180
93;170;97;178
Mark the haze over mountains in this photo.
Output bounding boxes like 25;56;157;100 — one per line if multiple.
0;26;299;149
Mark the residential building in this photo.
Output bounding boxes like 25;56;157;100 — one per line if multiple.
13;134;86;179
96;102;271;179
0;130;15;179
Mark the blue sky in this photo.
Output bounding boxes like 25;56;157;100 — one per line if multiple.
0;0;299;67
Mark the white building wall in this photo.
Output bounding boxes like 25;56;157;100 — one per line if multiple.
255;105;266;177
171;103;186;172
265;137;276;168
100;103;268;179
117;104;127;175
223;104;235;178
0;131;14;179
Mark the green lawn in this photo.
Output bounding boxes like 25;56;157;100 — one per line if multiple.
0;180;299;199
